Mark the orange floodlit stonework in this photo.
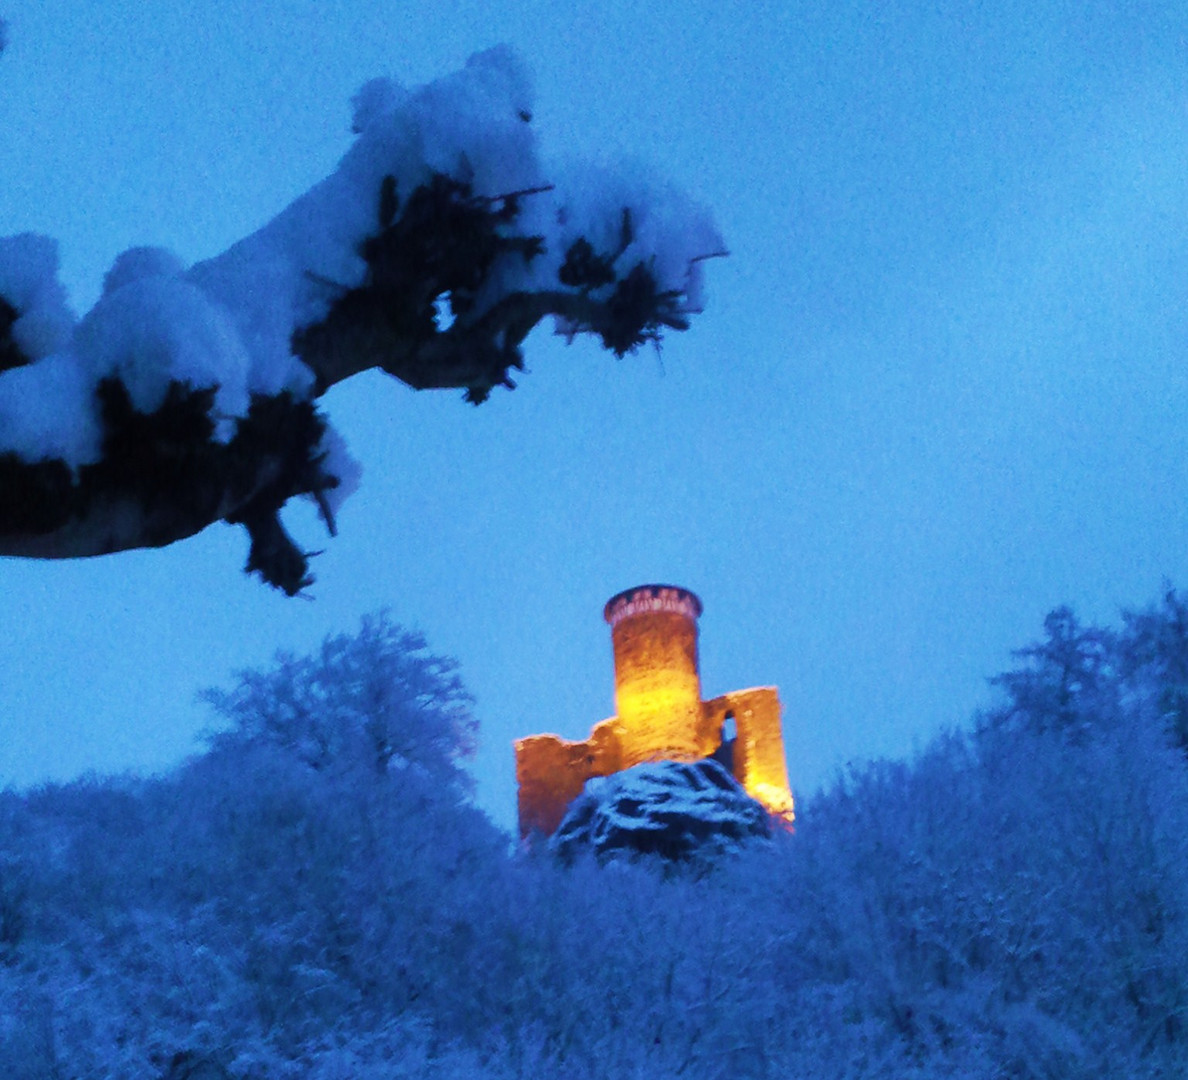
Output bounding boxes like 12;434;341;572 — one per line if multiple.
515;584;795;838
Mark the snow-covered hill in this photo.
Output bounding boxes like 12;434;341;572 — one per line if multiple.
3;596;1188;1077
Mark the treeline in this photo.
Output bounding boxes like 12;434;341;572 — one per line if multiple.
2;598;1188;1078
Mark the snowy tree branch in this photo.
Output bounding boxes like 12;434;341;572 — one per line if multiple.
0;46;722;593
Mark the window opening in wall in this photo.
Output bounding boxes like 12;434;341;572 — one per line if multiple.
710;710;736;772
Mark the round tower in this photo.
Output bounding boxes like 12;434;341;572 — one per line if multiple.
604;584;705;766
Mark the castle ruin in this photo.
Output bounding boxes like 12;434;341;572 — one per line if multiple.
515;584;794;838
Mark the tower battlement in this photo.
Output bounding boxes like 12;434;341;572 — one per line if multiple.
604;584;703;625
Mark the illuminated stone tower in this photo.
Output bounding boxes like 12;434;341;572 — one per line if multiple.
515;584;794;839
605;585;705;765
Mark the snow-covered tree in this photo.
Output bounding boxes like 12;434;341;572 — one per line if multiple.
1117;587;1188;755
201;611;475;791
0;46;723;593
978;605;1119;739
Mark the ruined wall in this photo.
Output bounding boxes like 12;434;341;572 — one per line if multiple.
704;688;794;821
514;718;622;838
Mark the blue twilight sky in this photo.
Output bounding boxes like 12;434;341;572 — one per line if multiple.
2;2;1188;831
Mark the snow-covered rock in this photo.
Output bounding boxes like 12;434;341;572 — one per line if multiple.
549;759;771;864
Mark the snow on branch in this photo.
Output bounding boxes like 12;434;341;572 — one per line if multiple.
0;46;723;593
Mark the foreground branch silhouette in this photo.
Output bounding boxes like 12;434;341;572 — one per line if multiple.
0;47;722;593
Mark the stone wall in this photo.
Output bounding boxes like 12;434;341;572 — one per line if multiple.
514;719;622;838
704;688;795;820
516;687;793;838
